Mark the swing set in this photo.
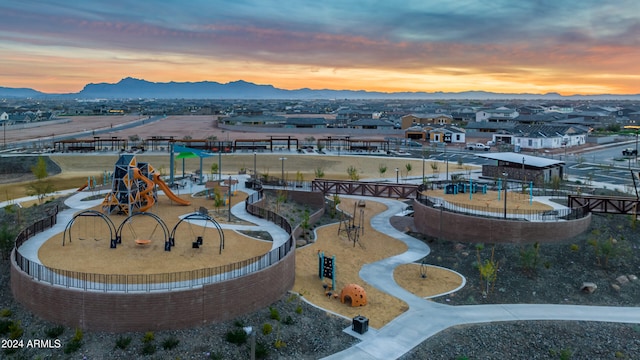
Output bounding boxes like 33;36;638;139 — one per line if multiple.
62;208;224;253
62;210;117;247
169;210;225;254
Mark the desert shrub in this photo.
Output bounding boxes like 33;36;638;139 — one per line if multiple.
269;306;280;321
115;336;132;350
8;321;23;340
0;319;11;335
63;328;83;354
162;336;180;350
141;342;156;355
225;329;248;345
45;325;65;338
283;315;294;325
262;323;272;335
256;341;269;359
142;331;154;343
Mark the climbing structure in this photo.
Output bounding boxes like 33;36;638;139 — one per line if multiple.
340;284;367;307
101;154;155;215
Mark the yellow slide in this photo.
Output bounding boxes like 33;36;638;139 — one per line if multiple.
153;173;191;206
132;168;156;212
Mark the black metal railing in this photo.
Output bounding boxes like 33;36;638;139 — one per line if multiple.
416;193;589;221
13;192;295;292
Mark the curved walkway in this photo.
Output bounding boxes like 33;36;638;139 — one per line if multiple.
322;196;640;360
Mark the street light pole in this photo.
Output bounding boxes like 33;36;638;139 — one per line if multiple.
636;129;640;163
279;157;287;187
422;152;425;184
502;172;508;219
395;168;399;184
445;143;448;182
253;151;257;181
228;176;232;221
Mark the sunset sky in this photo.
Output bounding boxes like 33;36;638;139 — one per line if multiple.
1;0;639;95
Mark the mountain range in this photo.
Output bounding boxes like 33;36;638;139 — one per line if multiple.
1;77;639;100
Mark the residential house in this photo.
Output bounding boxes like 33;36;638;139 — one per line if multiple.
545;103;574;113
465;121;517;135
284;117;326;128
400;113;453;129
348;118;395;130
510;124;588;151
513;113;568;125
427;125;466;144
517;105;546;115
475;107;519;122
222;115;286;126
567;110;616;127
405;125;426;140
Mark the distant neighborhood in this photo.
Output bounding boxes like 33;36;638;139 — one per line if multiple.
2;96;640;152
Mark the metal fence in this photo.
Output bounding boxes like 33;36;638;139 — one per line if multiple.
416;193;589;222
13;191;295;292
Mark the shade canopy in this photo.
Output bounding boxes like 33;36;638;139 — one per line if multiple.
175;152;199;160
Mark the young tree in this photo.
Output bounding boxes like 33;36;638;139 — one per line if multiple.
405;163;412;179
0;224;17;260
26;156;54;203
346;165;360;181
378;164;387;178
476;244;498;297
211;163;219;179
430;162;439;176
314;167;325;179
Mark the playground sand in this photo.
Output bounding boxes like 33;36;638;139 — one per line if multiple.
292;198;464;329
436;190;553;212
38;192;272;277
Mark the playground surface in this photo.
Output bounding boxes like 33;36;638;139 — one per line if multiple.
293;197;464;329
38;192;273;276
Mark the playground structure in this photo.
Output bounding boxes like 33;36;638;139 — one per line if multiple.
101;154;190;215
340;284;367;307
318;251;336;291
337;200;365;248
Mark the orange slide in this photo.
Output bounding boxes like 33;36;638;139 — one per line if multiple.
132;168;156;212
153;173;191;206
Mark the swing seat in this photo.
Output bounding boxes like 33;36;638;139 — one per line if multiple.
135;239;152;245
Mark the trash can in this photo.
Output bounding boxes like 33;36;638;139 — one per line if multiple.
352;315;369;334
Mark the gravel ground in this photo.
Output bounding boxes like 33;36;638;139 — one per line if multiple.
398;209;640;360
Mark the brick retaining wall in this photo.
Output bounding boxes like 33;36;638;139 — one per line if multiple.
413;200;591;244
11;249;295;332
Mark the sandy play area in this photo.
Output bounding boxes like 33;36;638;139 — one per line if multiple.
292;197;464;329
39;192;272;278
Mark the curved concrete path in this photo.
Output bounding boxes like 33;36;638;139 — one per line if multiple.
322;196;640;360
